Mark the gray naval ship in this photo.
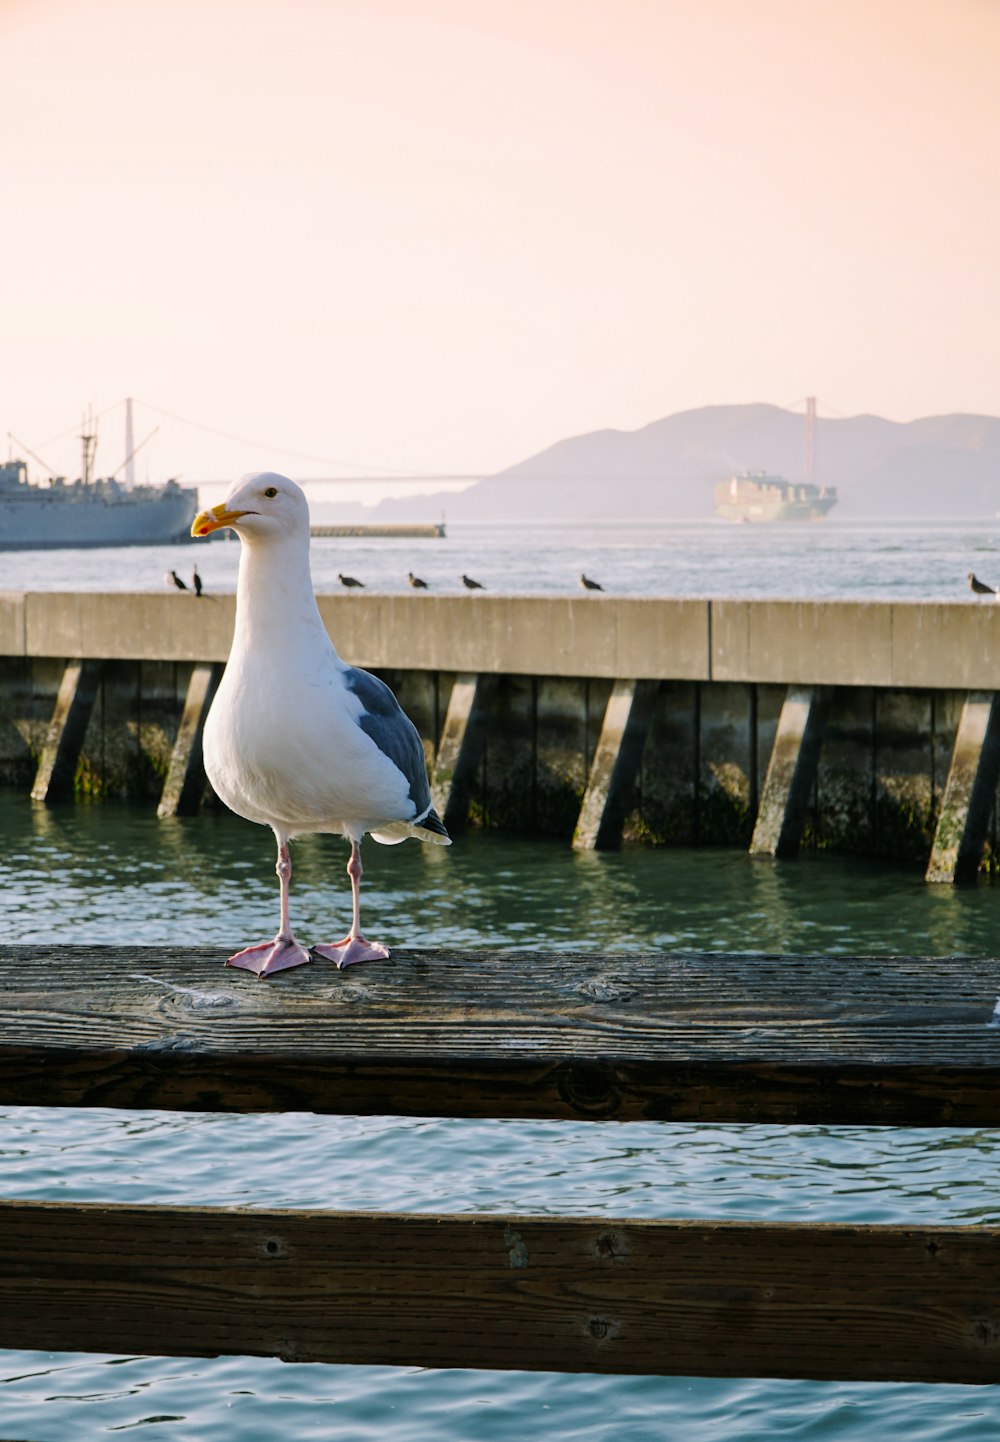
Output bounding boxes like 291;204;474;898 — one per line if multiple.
1;405;198;550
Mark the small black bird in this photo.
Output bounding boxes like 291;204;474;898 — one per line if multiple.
168;570;188;592
192;568;203;597
408;572;429;589
339;572;364;588
579;573;603;592
461;574;484;589
968;572;996;595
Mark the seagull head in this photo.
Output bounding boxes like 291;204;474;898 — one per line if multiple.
191;472;310;542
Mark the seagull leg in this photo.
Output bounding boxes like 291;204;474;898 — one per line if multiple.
226;840;312;978
312;838;390;968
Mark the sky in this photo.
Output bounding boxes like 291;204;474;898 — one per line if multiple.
3;0;1000;499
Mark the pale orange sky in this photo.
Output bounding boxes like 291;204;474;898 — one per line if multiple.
3;0;999;490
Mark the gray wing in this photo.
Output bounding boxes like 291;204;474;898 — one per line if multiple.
342;666;433;820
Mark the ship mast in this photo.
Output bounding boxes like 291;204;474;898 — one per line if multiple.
124;397;136;490
80;405;97;486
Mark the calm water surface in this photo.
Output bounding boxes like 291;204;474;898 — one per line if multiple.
3;517;1000;1439
3;514;1000;601
2;794;1000;1439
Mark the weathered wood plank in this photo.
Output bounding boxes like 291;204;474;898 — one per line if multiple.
1;1200;997;1383
1;948;999;1124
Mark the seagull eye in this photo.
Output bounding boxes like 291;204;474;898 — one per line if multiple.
263;486;278;498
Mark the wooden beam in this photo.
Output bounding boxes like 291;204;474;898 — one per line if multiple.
156;662;222;818
1;947;999;1125
926;691;1000;884
29;659;103;802
573;679;660;850
2;1200;998;1383
750;685;833;858
430;672;493;832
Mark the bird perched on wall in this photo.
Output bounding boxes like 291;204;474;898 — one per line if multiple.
461;574;484;589
968;572;997;596
167;570;188;591
408;572;429;589
191;473;450;977
579;573;603;591
192;567;203;597
339;572;364;588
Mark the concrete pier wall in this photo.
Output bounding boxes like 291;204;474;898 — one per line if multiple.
5;589;1000;685
1;592;998;864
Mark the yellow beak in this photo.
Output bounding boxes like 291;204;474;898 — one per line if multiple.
191;503;250;537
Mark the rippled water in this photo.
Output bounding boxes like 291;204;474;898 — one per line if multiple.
7;793;1000;958
2;794;1000;1439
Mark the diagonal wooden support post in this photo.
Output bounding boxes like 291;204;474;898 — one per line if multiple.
925;690;1000;884
30;659;103;803
749;685;833;859
572;679;660;851
157;662;223;818
430;673;493;833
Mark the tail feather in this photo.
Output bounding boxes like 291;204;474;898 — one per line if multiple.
417;807;450;840
369;807;451;847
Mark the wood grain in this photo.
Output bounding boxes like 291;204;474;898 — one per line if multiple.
1;947;999;1123
1;1200;997;1383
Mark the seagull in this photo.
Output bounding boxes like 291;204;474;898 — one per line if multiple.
192;567;203;597
461;574;484;589
408;572;429;589
191;473;450;977
167;570;188;591
579;573;603;591
339;572;364;588
968;572;997;595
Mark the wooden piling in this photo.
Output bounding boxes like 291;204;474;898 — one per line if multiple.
750;685;832;858
29;658;103;802
925;690;1000;883
573;679;660;849
430;672;493;831
156;662;222;818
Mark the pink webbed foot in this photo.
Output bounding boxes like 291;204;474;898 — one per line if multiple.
311;936;390;969
226;936;312;978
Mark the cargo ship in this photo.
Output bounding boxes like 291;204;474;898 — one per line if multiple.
714;471;838;523
0;404;198;550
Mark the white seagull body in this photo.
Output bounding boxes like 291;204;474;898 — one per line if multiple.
192;471;449;976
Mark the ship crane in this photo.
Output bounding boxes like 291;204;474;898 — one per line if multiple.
6;433;58;481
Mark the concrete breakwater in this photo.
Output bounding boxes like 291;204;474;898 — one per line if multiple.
2;591;1000;878
309;522;446;538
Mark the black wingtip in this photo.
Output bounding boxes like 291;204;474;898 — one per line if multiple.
420;808;450;840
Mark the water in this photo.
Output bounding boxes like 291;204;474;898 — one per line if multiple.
3;519;1000;1438
2;794;1000;1438
2;514;1000;602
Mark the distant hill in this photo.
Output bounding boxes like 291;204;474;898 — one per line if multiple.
315;403;1000;522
